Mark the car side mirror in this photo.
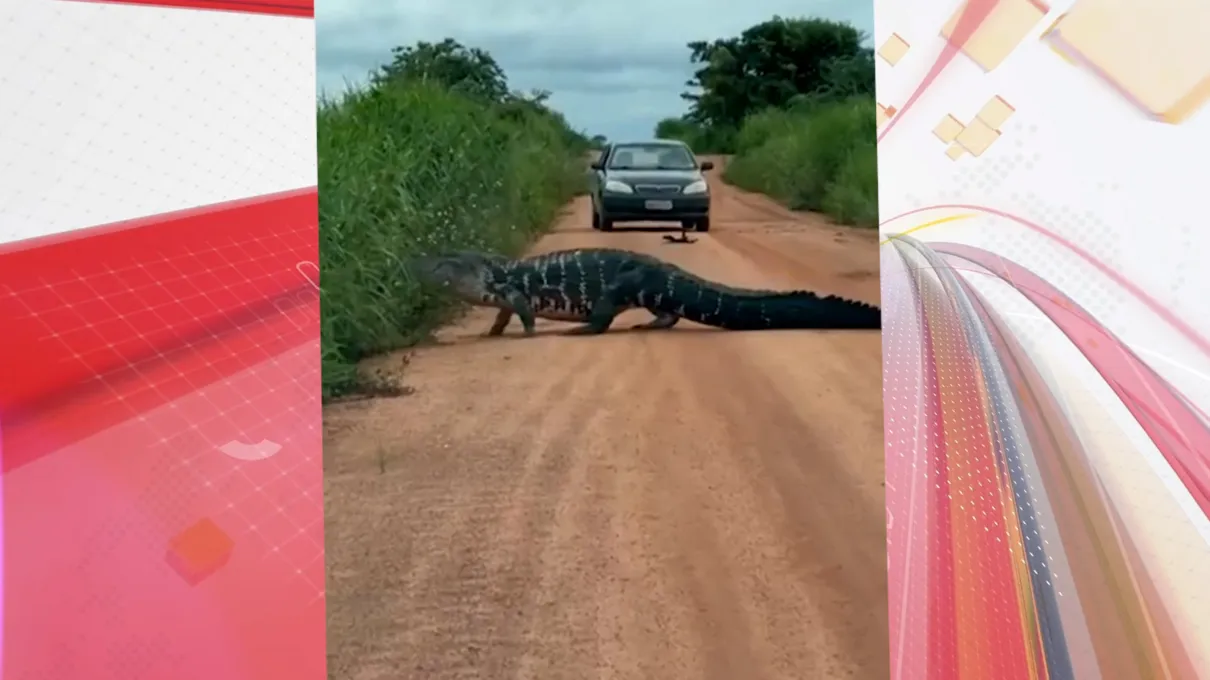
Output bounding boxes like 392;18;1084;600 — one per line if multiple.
699;161;714;171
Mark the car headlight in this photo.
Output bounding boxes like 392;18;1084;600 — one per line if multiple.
682;180;709;195
603;180;633;194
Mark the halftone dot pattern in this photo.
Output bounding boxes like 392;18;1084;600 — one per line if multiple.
935;123;1036;200
881;243;931;680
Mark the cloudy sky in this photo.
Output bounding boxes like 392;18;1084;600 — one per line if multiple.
316;0;873;141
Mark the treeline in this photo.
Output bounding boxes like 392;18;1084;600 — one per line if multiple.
318;39;590;398
654;17;878;228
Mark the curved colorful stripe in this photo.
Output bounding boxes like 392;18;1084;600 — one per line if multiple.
880;204;1210;364
882;244;932;680
933;241;1210;518
891;236;1070;680
932;244;1076;680
883;235;1206;679
931;248;1199;679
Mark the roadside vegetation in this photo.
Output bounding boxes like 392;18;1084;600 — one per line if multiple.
318;39;590;399
654;17;878;228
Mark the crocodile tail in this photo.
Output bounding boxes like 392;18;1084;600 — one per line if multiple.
680;288;881;330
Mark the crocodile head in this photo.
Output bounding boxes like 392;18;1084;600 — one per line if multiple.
406;251;510;305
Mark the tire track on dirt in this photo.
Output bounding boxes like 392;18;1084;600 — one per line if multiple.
405;349;625;680
325;341;604;678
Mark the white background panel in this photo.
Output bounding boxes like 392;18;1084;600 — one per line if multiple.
0;0;317;244
875;0;1210;516
876;0;1210;664
874;0;1210;339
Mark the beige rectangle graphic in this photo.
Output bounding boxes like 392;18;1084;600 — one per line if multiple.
955;118;1001;156
878;33;911;66
1043;0;1210;123
946;143;967;160
942;0;1048;71
934;115;965;143
977;96;1015;128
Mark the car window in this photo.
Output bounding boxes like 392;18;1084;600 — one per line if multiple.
607;144;696;170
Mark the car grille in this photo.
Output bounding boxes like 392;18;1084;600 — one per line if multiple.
634;184;682;195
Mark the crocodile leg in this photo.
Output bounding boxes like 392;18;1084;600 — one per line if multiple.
631;312;680;330
499;288;537;336
563;299;621;335
484;308;513;336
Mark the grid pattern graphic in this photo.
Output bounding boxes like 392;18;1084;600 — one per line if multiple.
3;0;321;677
1;190;323;679
0;190;317;468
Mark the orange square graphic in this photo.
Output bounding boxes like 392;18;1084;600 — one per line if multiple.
977;96;1015;128
934;115;966;143
878;33;911;66
166;517;234;586
1043;0;1210;123
955;118;1001;156
942;0;1049;72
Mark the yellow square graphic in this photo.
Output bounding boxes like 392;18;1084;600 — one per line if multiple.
934;115;965;143
946;143;967;160
976;96;1015;128
878;33;911;66
942;0;1048;71
955;118;1001;156
1043;0;1210;123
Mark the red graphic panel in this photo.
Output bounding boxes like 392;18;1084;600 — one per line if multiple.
68;0;314;18
1;190;325;680
0;190;318;470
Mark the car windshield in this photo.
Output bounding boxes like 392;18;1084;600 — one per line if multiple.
608;144;697;170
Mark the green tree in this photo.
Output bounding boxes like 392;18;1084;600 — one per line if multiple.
681;16;867;129
654;117;697;141
818;48;875;99
373;38;510;103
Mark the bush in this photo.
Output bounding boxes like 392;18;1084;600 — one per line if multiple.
654;117;737;154
318;80;586;399
723;96;878;227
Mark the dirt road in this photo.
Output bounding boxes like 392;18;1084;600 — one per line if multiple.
324;160;887;680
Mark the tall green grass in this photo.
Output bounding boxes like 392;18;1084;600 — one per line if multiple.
723;96;878;228
318;80;586;399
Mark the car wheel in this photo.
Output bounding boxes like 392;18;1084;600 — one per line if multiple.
600;216;614;232
695;216;711;232
591;209;601;230
680;219;695;229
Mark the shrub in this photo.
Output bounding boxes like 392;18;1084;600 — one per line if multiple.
317;80;585;398
723;96;878;227
654;117;737;154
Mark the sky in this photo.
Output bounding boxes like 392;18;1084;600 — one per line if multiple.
316;0;874;142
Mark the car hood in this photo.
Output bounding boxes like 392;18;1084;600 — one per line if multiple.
605;169;703;185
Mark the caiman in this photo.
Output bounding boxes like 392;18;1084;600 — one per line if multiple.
407;247;880;336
